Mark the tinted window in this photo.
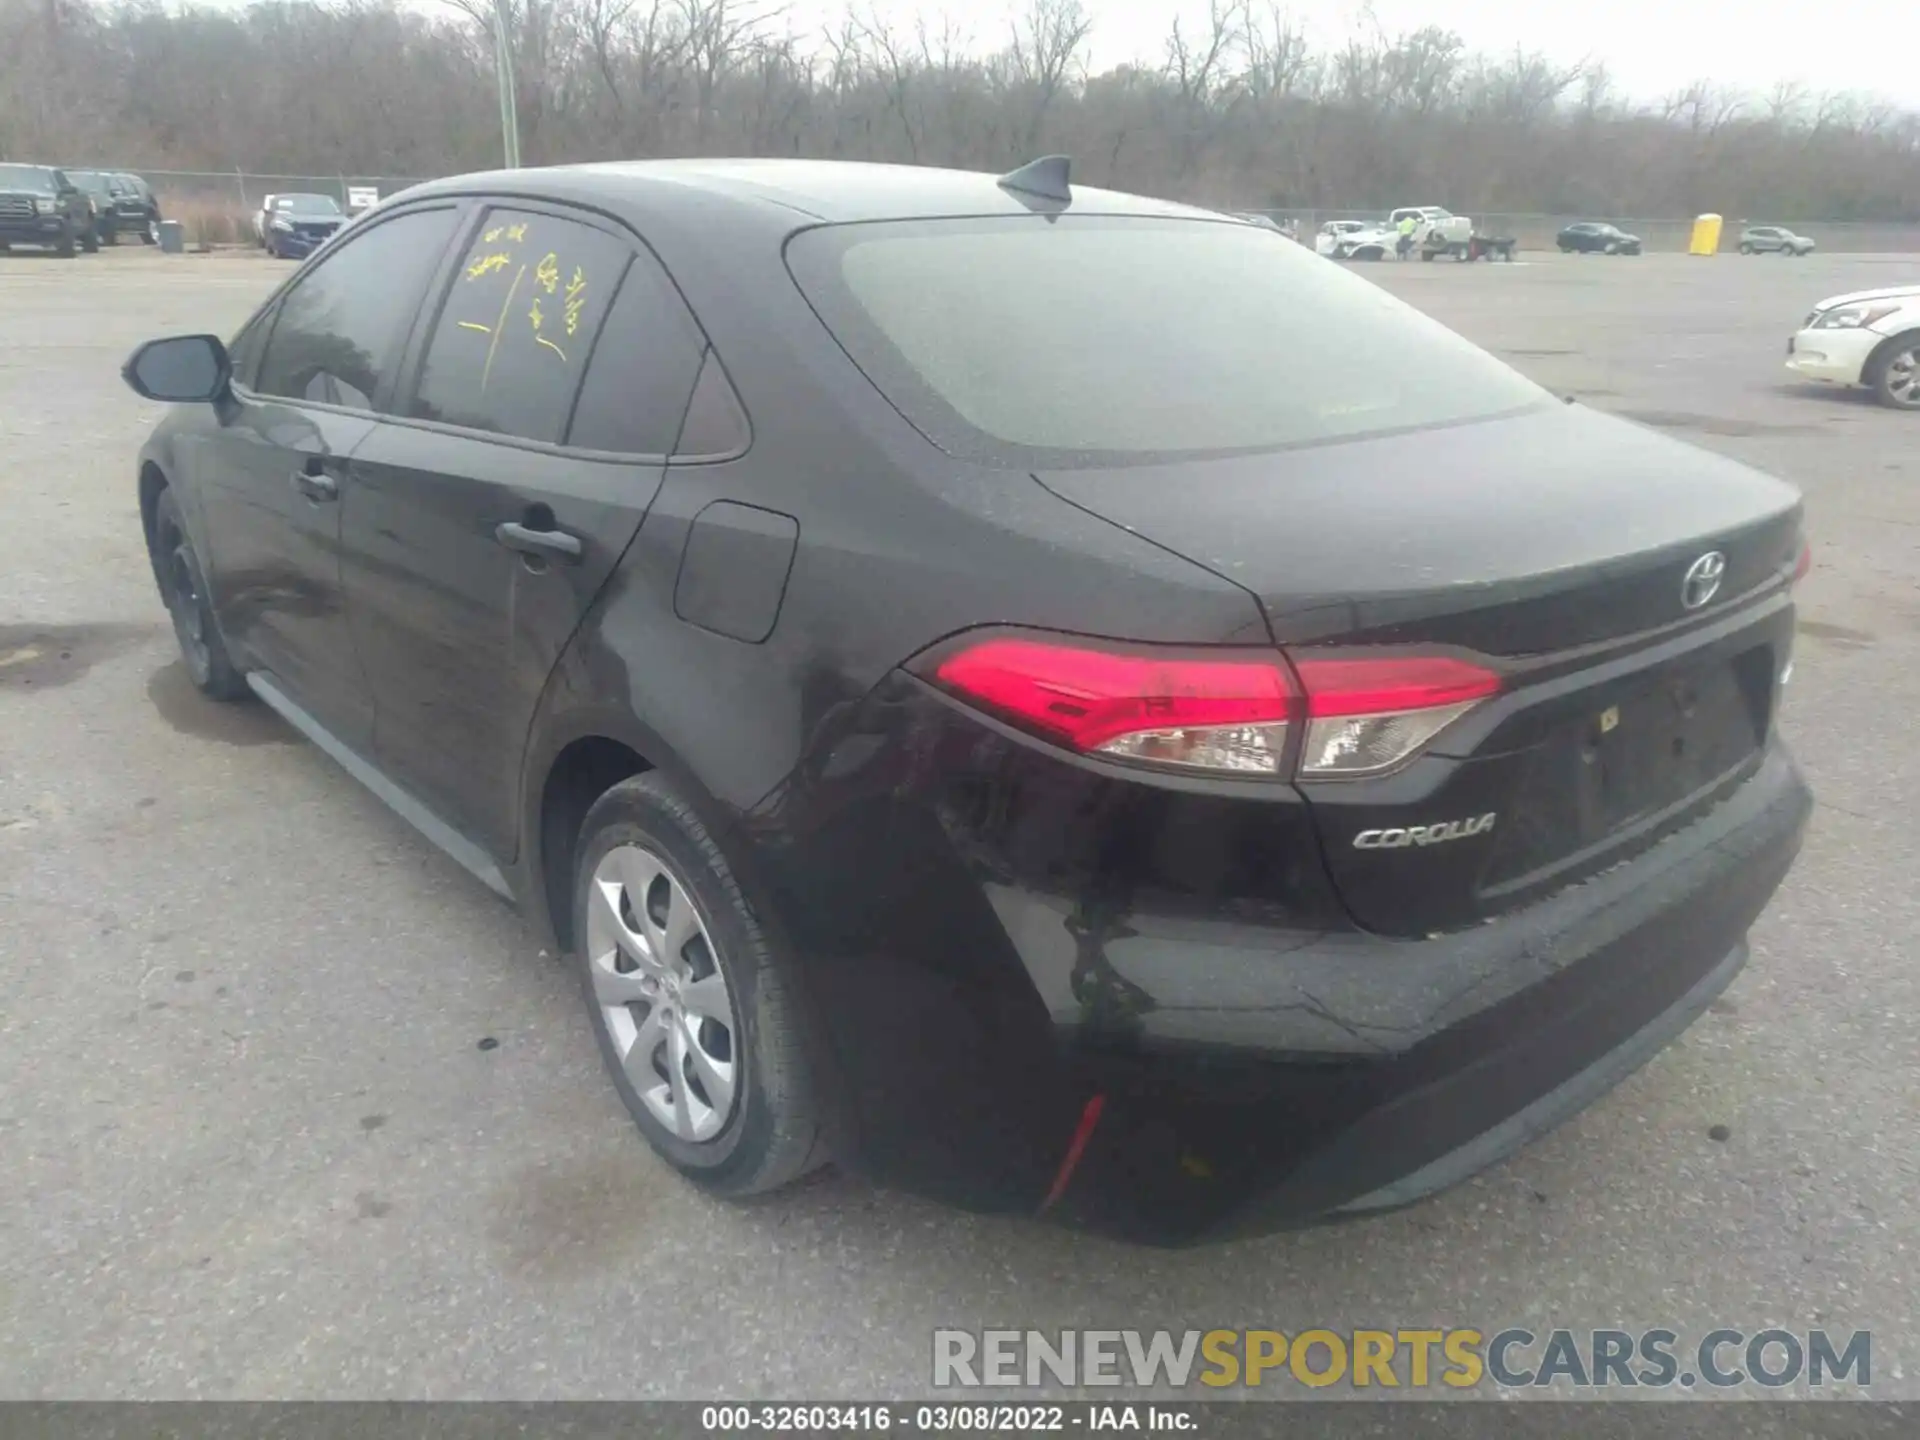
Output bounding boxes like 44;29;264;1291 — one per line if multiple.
565;252;709;454
410;209;629;444
255;208;456;410
787;216;1549;464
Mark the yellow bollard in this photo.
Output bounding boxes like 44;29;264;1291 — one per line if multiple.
1688;213;1724;255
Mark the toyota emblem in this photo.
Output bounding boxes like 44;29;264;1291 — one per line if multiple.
1681;551;1727;610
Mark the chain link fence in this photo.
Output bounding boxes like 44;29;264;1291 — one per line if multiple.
78;169;1920;253
75;169;433;245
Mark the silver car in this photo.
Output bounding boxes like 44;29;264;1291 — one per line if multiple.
1739;225;1816;256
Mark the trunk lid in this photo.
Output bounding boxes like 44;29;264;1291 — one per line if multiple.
1034;403;1803;936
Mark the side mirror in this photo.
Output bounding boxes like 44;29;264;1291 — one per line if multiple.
122;335;232;404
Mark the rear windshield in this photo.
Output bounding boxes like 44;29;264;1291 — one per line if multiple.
786;216;1548;465
276;195;343;215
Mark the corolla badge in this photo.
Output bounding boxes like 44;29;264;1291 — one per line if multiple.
1682;551;1727;610
1353;814;1497;850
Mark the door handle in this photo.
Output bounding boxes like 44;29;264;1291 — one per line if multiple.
496;521;583;560
291;457;338;503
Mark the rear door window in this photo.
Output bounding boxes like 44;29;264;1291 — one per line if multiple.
564;250;711;455
787;215;1550;466
408;208;629;445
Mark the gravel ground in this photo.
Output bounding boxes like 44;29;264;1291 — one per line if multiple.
1;245;1915;1401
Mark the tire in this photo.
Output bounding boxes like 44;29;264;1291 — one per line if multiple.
148;487;249;700
1867;333;1920;411
573;773;824;1198
1604;242;1619;255
1739;242;1754;255
142;218;158;245
55;224;76;258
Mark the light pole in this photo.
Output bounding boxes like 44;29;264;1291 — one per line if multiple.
490;0;522;168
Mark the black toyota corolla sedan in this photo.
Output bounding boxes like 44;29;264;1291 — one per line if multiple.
122;157;1811;1245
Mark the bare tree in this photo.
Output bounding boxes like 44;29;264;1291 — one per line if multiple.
1004;0;1092;155
1;0;1913;232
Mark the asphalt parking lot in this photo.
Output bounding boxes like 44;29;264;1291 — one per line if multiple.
2;244;1917;1401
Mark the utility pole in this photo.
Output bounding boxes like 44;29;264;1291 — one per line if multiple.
491;0;522;168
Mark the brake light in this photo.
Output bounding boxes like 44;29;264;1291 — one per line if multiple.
1792;540;1812;585
926;637;1294;773
1294;655;1502;779
920;634;1502;780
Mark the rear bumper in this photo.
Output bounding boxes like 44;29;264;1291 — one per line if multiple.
744;674;1811;1245
1055;742;1808;1243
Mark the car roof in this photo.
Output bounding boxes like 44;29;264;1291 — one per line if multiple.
395;158;1219;229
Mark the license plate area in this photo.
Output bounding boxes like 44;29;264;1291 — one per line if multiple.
1481;648;1772;890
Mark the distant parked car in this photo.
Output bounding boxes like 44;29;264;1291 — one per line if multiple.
66;169;152;245
261;193;348;258
1557;222;1642;255
0;164;97;257
1316;219;1393;260
106;172;162;244
1740;226;1815;256
251;193;283;246
65;170;113;243
1787;284;1920;409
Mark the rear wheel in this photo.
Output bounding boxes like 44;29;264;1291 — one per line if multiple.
149;487;248;699
1739;242;1754;254
1868;334;1920;410
573;773;824;1198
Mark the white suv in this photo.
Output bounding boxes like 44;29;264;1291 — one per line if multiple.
1787;285;1920;409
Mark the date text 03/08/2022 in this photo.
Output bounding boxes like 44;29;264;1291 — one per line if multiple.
701;1405;1187;1433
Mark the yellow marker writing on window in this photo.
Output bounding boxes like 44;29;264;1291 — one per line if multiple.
466;252;512;280
564;266;587;336
456;321;491;335
483;225;505;243
506;222;528;242
535;252;560;295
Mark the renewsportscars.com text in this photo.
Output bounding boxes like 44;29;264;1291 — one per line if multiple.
932;1328;1871;1391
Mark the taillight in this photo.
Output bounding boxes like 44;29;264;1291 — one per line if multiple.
1293;655;1501;779
1792;540;1812;586
917;633;1503;781
927;637;1295;775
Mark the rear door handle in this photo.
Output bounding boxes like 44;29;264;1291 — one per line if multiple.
496;521;583;560
291;456;339;503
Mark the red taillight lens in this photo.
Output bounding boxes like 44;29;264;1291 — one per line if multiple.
1293;655;1502;779
928;637;1296;775
920;634;1504;780
1792;540;1812;586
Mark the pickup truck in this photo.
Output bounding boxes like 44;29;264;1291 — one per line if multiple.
0;164;98;257
1389;206;1474;259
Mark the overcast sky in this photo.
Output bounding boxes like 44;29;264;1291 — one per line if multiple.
770;0;1920;111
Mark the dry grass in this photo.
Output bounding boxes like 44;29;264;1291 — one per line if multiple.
155;194;254;247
